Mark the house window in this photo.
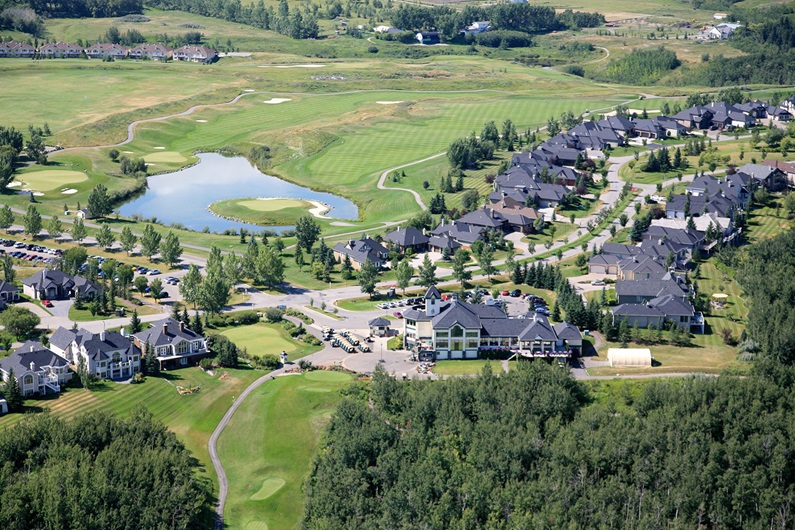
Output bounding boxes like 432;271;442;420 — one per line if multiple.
180;358;188;366
450;326;464;338
112;353;121;363
192;341;201;351
436;340;449;349
465;331;479;338
23;375;33;385
177;341;189;354
680;316;689;323
466;339;479;349
436;331;449;338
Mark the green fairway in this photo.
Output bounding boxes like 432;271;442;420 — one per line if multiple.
217;370;353;530
221;322;321;360
13;169;88;191
210;197;319;226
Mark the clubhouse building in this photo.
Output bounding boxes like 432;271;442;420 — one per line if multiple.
402;287;582;360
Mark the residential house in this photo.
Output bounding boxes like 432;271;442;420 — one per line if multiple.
600;243;646;259
50;327;141;380
431;220;484;249
698;23;739;40
588;253;620;275
332;237;389;269
39;42;82;58
402;286;582;360
374;26;402;35
704;101;755;129
632;119;666;139
672;106;714;131
129;43;173;61
385;227;429;254
0;341;72;397
781;96;795;115
685;172;750;206
85;43;128;59
132;318;210;370
767;105;791;124
416;32;440;45
736;100;769;121
0;41;35;58
597;115;635;136
615;277;689;305
665;193;736;219
485;197;539;233
617;255;667;281
737;163;787;191
462;21;491;35
428;233;461;253
652;116;687;138
173;45;217;63
22;270;100;301
763;160;795;187
613;294;703;333
0;280;19;304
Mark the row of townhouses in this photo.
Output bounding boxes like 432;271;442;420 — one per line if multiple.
0;41;217;62
0;319;210;402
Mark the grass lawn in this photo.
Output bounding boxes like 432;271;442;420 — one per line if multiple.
220;322;321;360
143;151;189;164
210;197;317;226
523;221;580;248
744;198;794;243
12;169;88;192
433;359;503;376
0;365;263;517
217;370;353;530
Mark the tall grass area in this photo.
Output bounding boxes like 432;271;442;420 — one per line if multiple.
217;370;353;530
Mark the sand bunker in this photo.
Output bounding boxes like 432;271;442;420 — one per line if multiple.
122;150;134;154
196;119;207;123
153;146;166;150
376;101;404;105
145;163;155;166
263;98;291;104
7;181;21;188
330;221;355;226
307;200;331;219
258;64;325;68
243;89;255;92
61;188;78;195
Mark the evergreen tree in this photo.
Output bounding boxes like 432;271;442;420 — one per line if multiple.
340;254;354;280
192;311;203;336
120;225;137;255
451;248;472;290
416;253;438;287
0;204;13;232
127;309;142;334
140;224;162;261
71;217;87;244
96;223;115;249
86;183;112;218
22;204;42;238
144;342;159;375
357;259;379;299
294;246;305;270
673;147;682;168
3;368;22;412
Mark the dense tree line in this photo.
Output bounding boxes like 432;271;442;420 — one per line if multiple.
146;0;319;39
3;0;143;18
0;6;44;36
739;228;795;364
389;3;601;41
602;46;681;85
303;361;795;529
0;409;210;529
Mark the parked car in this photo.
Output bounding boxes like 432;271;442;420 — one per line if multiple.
592;280;606;286
501;290;510;296
148;269;161;276
277;304;287;310
510;289;522;297
41;299;53;308
393;312;403;319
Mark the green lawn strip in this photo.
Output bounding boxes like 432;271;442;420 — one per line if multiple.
303;305;343;320
219;322;321;360
744;198;794;244
217;371;353;530
433;360;503;376
523;221;581;248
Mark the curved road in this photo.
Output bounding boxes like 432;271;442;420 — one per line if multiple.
377;152;447;210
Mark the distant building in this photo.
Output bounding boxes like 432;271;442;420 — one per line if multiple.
333;237;389;269
173;45;217;63
416;32;440;45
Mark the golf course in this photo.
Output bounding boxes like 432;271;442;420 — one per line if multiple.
210;197;327;226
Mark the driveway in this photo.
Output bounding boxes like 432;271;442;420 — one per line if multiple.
47;299;73;318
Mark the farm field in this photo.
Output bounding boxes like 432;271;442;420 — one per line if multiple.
220;322;322;360
217;370;353;530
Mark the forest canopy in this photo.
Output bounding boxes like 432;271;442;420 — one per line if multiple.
302;362;795;529
0;409;211;530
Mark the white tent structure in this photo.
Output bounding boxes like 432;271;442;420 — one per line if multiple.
607;348;652;367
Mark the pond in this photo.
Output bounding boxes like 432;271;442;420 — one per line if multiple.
119;153;358;233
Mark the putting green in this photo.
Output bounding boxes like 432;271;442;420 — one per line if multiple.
221;324;297;357
210;197;320;226
303;370;351;382
250;478;286;501
14;169;88;192
143;151;188;163
237;198;312;212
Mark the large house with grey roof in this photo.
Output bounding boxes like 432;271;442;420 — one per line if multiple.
0;341;72;397
22;269;100;301
50;327;141;380
402;287;582;360
612;294;703;333
737;163;787;191
132;318;209;370
333;237;389;269
385;227;429;254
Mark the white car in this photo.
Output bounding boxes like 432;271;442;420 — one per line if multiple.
592;280;606;286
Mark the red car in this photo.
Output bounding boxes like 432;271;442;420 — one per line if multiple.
501;290;510;296
41;299;53;308
393;311;403;319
